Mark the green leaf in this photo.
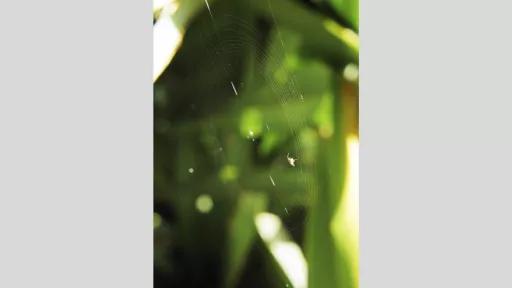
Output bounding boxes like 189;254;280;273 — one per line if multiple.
329;0;359;30
306;74;356;288
225;192;268;288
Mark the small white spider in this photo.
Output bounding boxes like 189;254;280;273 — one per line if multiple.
287;153;297;167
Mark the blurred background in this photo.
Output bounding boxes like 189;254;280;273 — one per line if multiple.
153;0;358;287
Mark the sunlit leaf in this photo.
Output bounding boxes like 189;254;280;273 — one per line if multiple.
255;212;308;288
331;136;359;288
153;9;182;82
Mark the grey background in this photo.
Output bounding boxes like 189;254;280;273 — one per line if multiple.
362;0;512;287
0;0;510;287
0;0;152;287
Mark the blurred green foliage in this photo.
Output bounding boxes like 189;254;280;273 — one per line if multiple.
154;0;358;287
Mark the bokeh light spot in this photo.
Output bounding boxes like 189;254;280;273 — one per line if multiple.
195;194;214;214
219;165;238;183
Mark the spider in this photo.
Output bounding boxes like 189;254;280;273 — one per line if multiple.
287;153;297;167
